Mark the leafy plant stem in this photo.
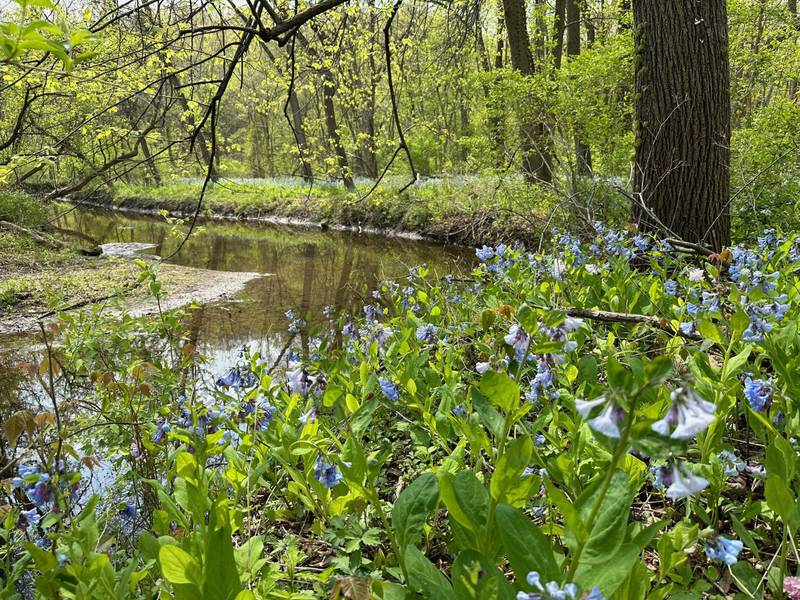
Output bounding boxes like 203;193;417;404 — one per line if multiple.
565;398;637;582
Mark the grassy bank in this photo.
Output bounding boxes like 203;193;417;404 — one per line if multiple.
102;176;579;246
0;192;142;328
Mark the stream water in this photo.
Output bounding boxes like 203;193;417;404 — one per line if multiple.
1;206;475;403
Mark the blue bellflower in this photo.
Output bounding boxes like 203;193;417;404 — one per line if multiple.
743;377;772;412
315;456;344;489
705;536;743;566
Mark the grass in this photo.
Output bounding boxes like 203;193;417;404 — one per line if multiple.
0;191;142;317
107;176;572;246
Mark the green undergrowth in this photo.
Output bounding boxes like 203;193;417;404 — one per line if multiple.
107;177;567;246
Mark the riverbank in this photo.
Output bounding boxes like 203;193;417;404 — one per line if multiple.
0;222;265;337
79;177;554;246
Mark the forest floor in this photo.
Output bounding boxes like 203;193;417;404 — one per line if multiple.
77;177;552;246
0;230;264;337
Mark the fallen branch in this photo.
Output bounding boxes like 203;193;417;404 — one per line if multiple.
530;303;701;340
0;220;64;250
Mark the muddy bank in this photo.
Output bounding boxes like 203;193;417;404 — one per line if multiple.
0;241;267;337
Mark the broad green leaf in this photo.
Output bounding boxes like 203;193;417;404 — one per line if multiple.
438;471;489;534
392;472;439;550
569;470;631;564
471;387;504;439
479;371;519;413
490;436;533;503
404;545;456;600
159;545;200;586
574;542;639;597
495;504;560;583
765;474;794;521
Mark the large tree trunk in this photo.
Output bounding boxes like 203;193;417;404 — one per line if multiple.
567;0;592;177
632;0;731;250
501;0;552;183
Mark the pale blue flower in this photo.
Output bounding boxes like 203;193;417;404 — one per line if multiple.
743;377;772;412
705;536;743;565
652;387;715;440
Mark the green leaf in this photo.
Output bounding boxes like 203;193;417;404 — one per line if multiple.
765;474;794;521
438;471;489;534
479;371;519;413
724;345;752;379
495;503;560;583
451;550;515;600
392;472;439;550
490;436;533;503
350;398;380;437
159;545;200;586
574;542;640;597
766;436;796;482
697;318;724;346
204;505;243;599
471;387;504;439
404;545;456;600
568;470;631;564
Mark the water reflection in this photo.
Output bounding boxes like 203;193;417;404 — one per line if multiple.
52;207;475;372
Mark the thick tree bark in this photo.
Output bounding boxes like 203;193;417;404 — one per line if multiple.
566;0;592;177
501;0;552;182
632;0;731;250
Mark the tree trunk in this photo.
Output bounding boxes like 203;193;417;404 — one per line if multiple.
483;7;506;163
321;68;355;191
789;0;799;99
288;90;314;182
584;0;596;45
139;135;162;185
567;0;592;176
168;74;218;181
553;0;566;69
632;0;731;250
501;0;552;182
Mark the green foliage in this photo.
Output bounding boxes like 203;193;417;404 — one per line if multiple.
4;224;800;598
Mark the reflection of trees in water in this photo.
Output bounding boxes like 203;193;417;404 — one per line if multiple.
52;208;474;367
0;360;24;476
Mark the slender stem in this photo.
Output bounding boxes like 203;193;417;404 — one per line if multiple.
565;401;636;582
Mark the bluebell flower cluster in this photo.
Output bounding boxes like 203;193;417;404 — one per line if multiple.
504;325;530;362
719;450;746;477
380;379;400;402
215;366;257;390
285;309;306;333
516;571;604;600
704;536;743;565
575;396;624;438
526;358;558;403
416;323;437;344
652;462;709;500
743;376;773;412
652;386;715;440
314;456;343;489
